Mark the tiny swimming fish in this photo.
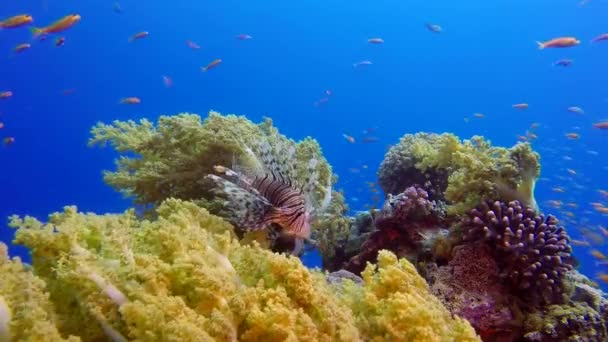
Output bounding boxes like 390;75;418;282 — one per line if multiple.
592;33;608;43
201;59;222;72
236;34;252;40
0;14;34;29
0;91;13;99
186;40;200;49
113;2;122;14
598;273;608;284
536;37;580;49
425;23;442;33
567;106;584;114
368;38;384;44
0;122;4;129
129;31;149;42
343;134;355;143
13;43;31;53
592;121;608;130
473;113;485;118
567;169;577;176
571;239;591;247
552;187;565;193
162;75;173;88
353;60;372;68
553;59;573;67
55;37;65;47
31;14;80;36
362;136;379;143
591;249;607;261
3;137;15;145
565;132;580;139
119;97;141;104
512;103;529;110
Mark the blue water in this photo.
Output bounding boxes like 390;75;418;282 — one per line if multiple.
1;0;607;285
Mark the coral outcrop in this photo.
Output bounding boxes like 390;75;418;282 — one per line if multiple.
464;200;575;304
378;133;540;214
1;199;479;341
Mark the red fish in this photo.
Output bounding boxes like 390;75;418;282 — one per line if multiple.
0;91;13;99
119;97;141;104
186;40;200;49
592;33;608;43
129;31;148;42
593;121;608;129
0;14;34;29
536;37;580;49
31;14;80;36
201;59;222;72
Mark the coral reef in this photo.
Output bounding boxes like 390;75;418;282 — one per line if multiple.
523;302;607;341
378;133;540;214
89;111;348;253
2;199;479;341
343;186;444;274
463;200;575;304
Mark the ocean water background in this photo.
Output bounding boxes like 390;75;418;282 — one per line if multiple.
1;0;607;285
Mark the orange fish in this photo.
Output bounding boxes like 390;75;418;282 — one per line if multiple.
592;121;608;130
592;33;608;43
2;137;15;145
536;37;580;49
565;132;580;140
0;14;34;29
598;273;608;284
0;91;13;99
368;38;384;44
591;249;607;261
512;103;528;110
343;134;356;143
595;206;608;214
201;59;222;72
129;31;149;42
119;97;141;104
13;43;31;53
31;14;80;36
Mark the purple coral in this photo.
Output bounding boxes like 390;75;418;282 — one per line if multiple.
376;186;437;228
465;200;575;304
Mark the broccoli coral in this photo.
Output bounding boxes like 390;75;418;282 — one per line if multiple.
378;133;540;214
4;199;479;341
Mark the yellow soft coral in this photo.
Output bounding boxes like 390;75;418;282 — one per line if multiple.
341;250;479;341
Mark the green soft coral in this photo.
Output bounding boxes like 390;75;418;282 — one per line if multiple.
378;133;540;214
89;111;333;209
5;199;478;341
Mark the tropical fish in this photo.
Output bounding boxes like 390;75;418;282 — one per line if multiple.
592;33;608;43
425;23;442;33
0;14;33;29
0;91;13;99
31;14;80;36
571;239;591;247
512;103;528;110
162;75;173;88
343;134;356;143
202;59;222;72
598;273;608;284
368;38;384;44
592;121;608;129
0;122;4;129
553;59;573;67
591;249;607;261
236;34;252;40
186;40;200;49
55;37;65;47
565;133;580;140
353;60;372;68
473;113;485;118
567;106;584;114
13;43;31;53
3;137;15;145
129;31;149;42
536;37;580;49
119;97;141;104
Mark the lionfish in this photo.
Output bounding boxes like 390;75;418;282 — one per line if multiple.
205;139;332;255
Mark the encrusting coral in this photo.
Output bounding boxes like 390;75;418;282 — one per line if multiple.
2;198;479;341
378;133;540;214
